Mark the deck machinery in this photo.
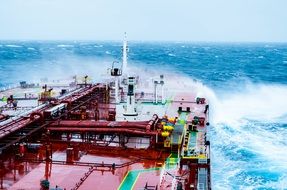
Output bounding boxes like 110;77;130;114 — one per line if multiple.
0;36;211;190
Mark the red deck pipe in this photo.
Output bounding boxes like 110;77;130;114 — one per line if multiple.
49;120;150;129
47;127;158;136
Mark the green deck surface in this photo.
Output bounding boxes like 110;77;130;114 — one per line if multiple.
118;167;161;190
141;102;166;105
171;112;188;145
118;153;179;190
188;132;197;151
166;153;179;169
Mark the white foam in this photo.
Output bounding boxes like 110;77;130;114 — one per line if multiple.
168;53;176;57
5;44;22;48
212;84;287;124
57;44;74;48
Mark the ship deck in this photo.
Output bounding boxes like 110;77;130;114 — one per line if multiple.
0;75;210;190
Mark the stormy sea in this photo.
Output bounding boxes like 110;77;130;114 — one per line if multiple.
0;41;286;190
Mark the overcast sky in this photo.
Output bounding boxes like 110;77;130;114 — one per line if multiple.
0;0;286;42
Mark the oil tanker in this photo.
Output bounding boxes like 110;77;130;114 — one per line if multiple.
0;35;211;190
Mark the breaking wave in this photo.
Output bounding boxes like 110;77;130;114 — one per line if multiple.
208;83;287;190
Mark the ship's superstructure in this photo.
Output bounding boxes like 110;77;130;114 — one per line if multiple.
0;35;211;190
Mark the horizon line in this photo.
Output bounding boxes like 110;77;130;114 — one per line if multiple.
0;39;287;44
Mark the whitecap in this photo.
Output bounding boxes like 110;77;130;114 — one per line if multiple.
94;45;103;48
264;44;271;48
168;53;176;57
105;51;111;54
257;56;264;59
5;44;22;48
57;44;74;48
27;47;35;50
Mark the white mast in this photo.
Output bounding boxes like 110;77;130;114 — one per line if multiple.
122;32;128;74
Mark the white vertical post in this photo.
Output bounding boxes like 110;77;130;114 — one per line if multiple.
115;77;119;104
155;83;158;104
154;81;158;104
161;84;164;104
122;32;128;74
160;75;165;104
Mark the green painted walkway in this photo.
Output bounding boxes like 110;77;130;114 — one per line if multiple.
118;153;180;190
171;112;189;145
189;132;197;148
184;131;197;157
178;112;188;123
118;167;161;190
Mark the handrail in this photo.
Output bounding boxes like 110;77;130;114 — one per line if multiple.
19;157;142;169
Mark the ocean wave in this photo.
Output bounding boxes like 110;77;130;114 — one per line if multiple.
209;83;287;189
211;121;287;189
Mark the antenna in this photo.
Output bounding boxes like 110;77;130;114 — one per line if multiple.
122;32;128;74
